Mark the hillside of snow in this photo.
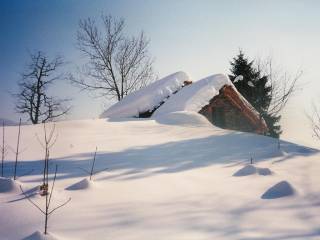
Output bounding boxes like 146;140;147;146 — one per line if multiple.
0;112;320;240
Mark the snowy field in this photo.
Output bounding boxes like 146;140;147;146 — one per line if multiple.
1;112;320;240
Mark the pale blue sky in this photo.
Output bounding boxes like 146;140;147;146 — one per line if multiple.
1;0;319;146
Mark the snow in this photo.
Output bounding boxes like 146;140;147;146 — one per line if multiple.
65;178;94;191
23;231;61;240
233;165;273;176
233;75;243;83
261;181;296;199
154;111;212;127
258;167;273;176
0;117;320;239
101;71;190;118
0;177;21;193
233;165;257;176
153;74;231;117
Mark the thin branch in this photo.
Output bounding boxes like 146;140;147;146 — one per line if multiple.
48;197;71;215
20;185;46;215
47;165;58;209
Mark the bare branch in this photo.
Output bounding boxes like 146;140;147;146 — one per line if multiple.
14;51;71;124
47;165;58;209
20;185;46;215
71;15;155;101
307;102;320;140
255;56;302;115
48;198;71;216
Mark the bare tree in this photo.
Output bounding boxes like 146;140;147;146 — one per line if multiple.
20;165;71;235
308;103;320;141
255;57;302;116
71;15;156;101
36;123;58;194
14;51;71;124
21;123;70;235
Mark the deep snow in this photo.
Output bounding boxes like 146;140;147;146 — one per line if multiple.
0;113;320;240
233;165;273;177
261;181;296;199
101;71;190;118
153;74;231;116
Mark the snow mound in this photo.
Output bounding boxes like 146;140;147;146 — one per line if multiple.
261;181;296;199
65;178;93;191
23;231;60;240
153;74;231;117
233;165;257;176
257;167;272;176
233;165;273;177
154;111;212;127
101;71;190;118
0;177;20;193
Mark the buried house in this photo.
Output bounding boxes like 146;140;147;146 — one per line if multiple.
101;72;268;134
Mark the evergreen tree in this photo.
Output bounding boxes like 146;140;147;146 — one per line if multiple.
229;50;281;138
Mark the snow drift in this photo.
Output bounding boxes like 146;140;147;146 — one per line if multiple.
261;181;296;199
233;165;273;177
65;178;94;191
23;231;61;240
154;111;212;127
0;118;318;240
101;71;190;118
0;177;21;193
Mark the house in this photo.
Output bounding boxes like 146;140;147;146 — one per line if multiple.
102;72;268;135
198;85;267;134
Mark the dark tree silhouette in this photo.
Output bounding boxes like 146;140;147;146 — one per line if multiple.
71;15;156;101
14;51;71;124
229;51;300;138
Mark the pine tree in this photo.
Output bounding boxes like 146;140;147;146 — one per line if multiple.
229;50;282;138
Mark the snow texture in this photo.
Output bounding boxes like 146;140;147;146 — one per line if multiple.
0;118;319;240
65;178;93;191
23;231;60;240
101;71;190;118
233;165;257;176
154;111;212;127
257;167;273;176
153;74;231;117
233;165;273;177
0;177;21;193
261;181;296;199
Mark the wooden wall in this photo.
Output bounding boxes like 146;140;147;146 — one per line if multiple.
199;93;257;133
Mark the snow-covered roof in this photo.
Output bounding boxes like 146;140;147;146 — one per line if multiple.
101;71;190;118
153;74;232;117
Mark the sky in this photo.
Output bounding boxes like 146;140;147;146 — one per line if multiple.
0;0;320;147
